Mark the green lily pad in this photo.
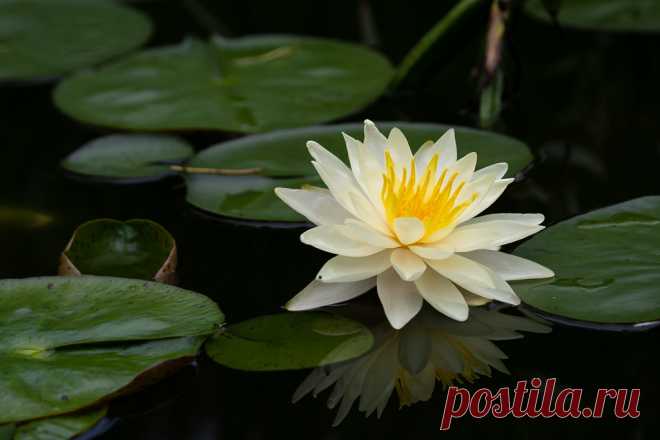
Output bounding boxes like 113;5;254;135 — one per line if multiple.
61;135;194;183
514;196;660;323
60;219;177;283
0;276;224;423
14;406;107;440
0;0;152;81
205;312;374;371
525;0;660;33
53;36;394;132
185;122;533;222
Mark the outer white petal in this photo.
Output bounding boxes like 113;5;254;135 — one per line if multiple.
393;216;425;245
471;162;508;181
343;133;386;211
387;127;413;167
391;249;426;282
274;187;353;226
348;191;390;235
449;152;478;186
301;225;383;257
307;140;353;179
465;213;545;225
311;160;359;215
317;251;393;282
426;254;520;305
455;170;498;207
460;250;554;280
285;278;376;311
458;178;514;222
442;220;544;252
342;219;399;248
363;120;388;164
414;270;468;321
409;241;454;260
462;291;491;306
376;269;424;329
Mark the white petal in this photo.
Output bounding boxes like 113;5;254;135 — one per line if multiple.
464;213;544;226
311;160;359;215
376;269;424;329
301;225;383;257
391;249;426;281
274;187;353;226
449;152;478;185
387;127;413;166
363;120;388;164
455;170;497;207
343;133;386;210
420;225;455;243
414;270;468;321
342;133;364;179
458;178;513;222
285;278;376;311
342;219;399;248
393;216;425;245
348;191;390;235
460;250;554;280
414;129;457;175
317;251;393;282
462;291;491;306
442;220;544;252
409;241;454;260
471;162;508;181
426;254;520;305
307;141;352;178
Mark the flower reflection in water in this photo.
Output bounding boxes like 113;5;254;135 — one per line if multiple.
293;307;550;425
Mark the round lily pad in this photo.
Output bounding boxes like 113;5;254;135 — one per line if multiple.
205;312;374;371
61;134;194;183
185;122;533;222
59;219;177;283
0;276;224;423
53;36;394;132
0;0;152;81
13;406;107;440
525;0;660;33
514;196;660;324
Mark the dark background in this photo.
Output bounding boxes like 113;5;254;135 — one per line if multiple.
1;0;659;438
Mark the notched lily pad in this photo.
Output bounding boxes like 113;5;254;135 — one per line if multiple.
186;122;533;222
0;0;152;81
13;406;107;440
205;312;374;371
61;134;194;183
59;219;177;283
53;36;394;132
0;276;224;423
514;196;660;324
525;0;660;33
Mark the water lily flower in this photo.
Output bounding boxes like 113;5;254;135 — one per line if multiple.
275;121;554;329
292;307;550;426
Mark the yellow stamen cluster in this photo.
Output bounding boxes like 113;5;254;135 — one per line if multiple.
380;150;477;238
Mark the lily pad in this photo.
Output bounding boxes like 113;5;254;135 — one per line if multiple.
205;312;374;371
514;196;660;323
0;276;224;423
61;135;194;183
0;0;152;81
13;406;107;440
59;219;177;283
525;0;660;33
185;122;533;222
53;36;394;132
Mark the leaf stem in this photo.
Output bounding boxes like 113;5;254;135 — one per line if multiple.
169;165;262;176
390;0;486;89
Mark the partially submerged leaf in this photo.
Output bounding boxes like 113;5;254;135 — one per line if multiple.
60;219;177;283
14;406;107;440
61;135;194;183
514;196;660;323
0;0;152;81
205;313;374;371
0;276;224;423
53;36;394;133
185;122;532;222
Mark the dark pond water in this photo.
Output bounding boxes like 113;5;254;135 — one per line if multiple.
1;1;659;439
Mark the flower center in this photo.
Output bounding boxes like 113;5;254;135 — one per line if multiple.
380;150;477;237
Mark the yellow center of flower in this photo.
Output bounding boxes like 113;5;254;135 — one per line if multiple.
380;150;478;237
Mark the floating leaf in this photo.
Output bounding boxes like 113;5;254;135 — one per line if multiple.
514;196;660;323
0;276;224;423
0;0;152;81
205;312;374;371
13;406;107;440
185;122;533;222
53;36;394;132
61;135;194;183
525;0;660;33
59;219;177;283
